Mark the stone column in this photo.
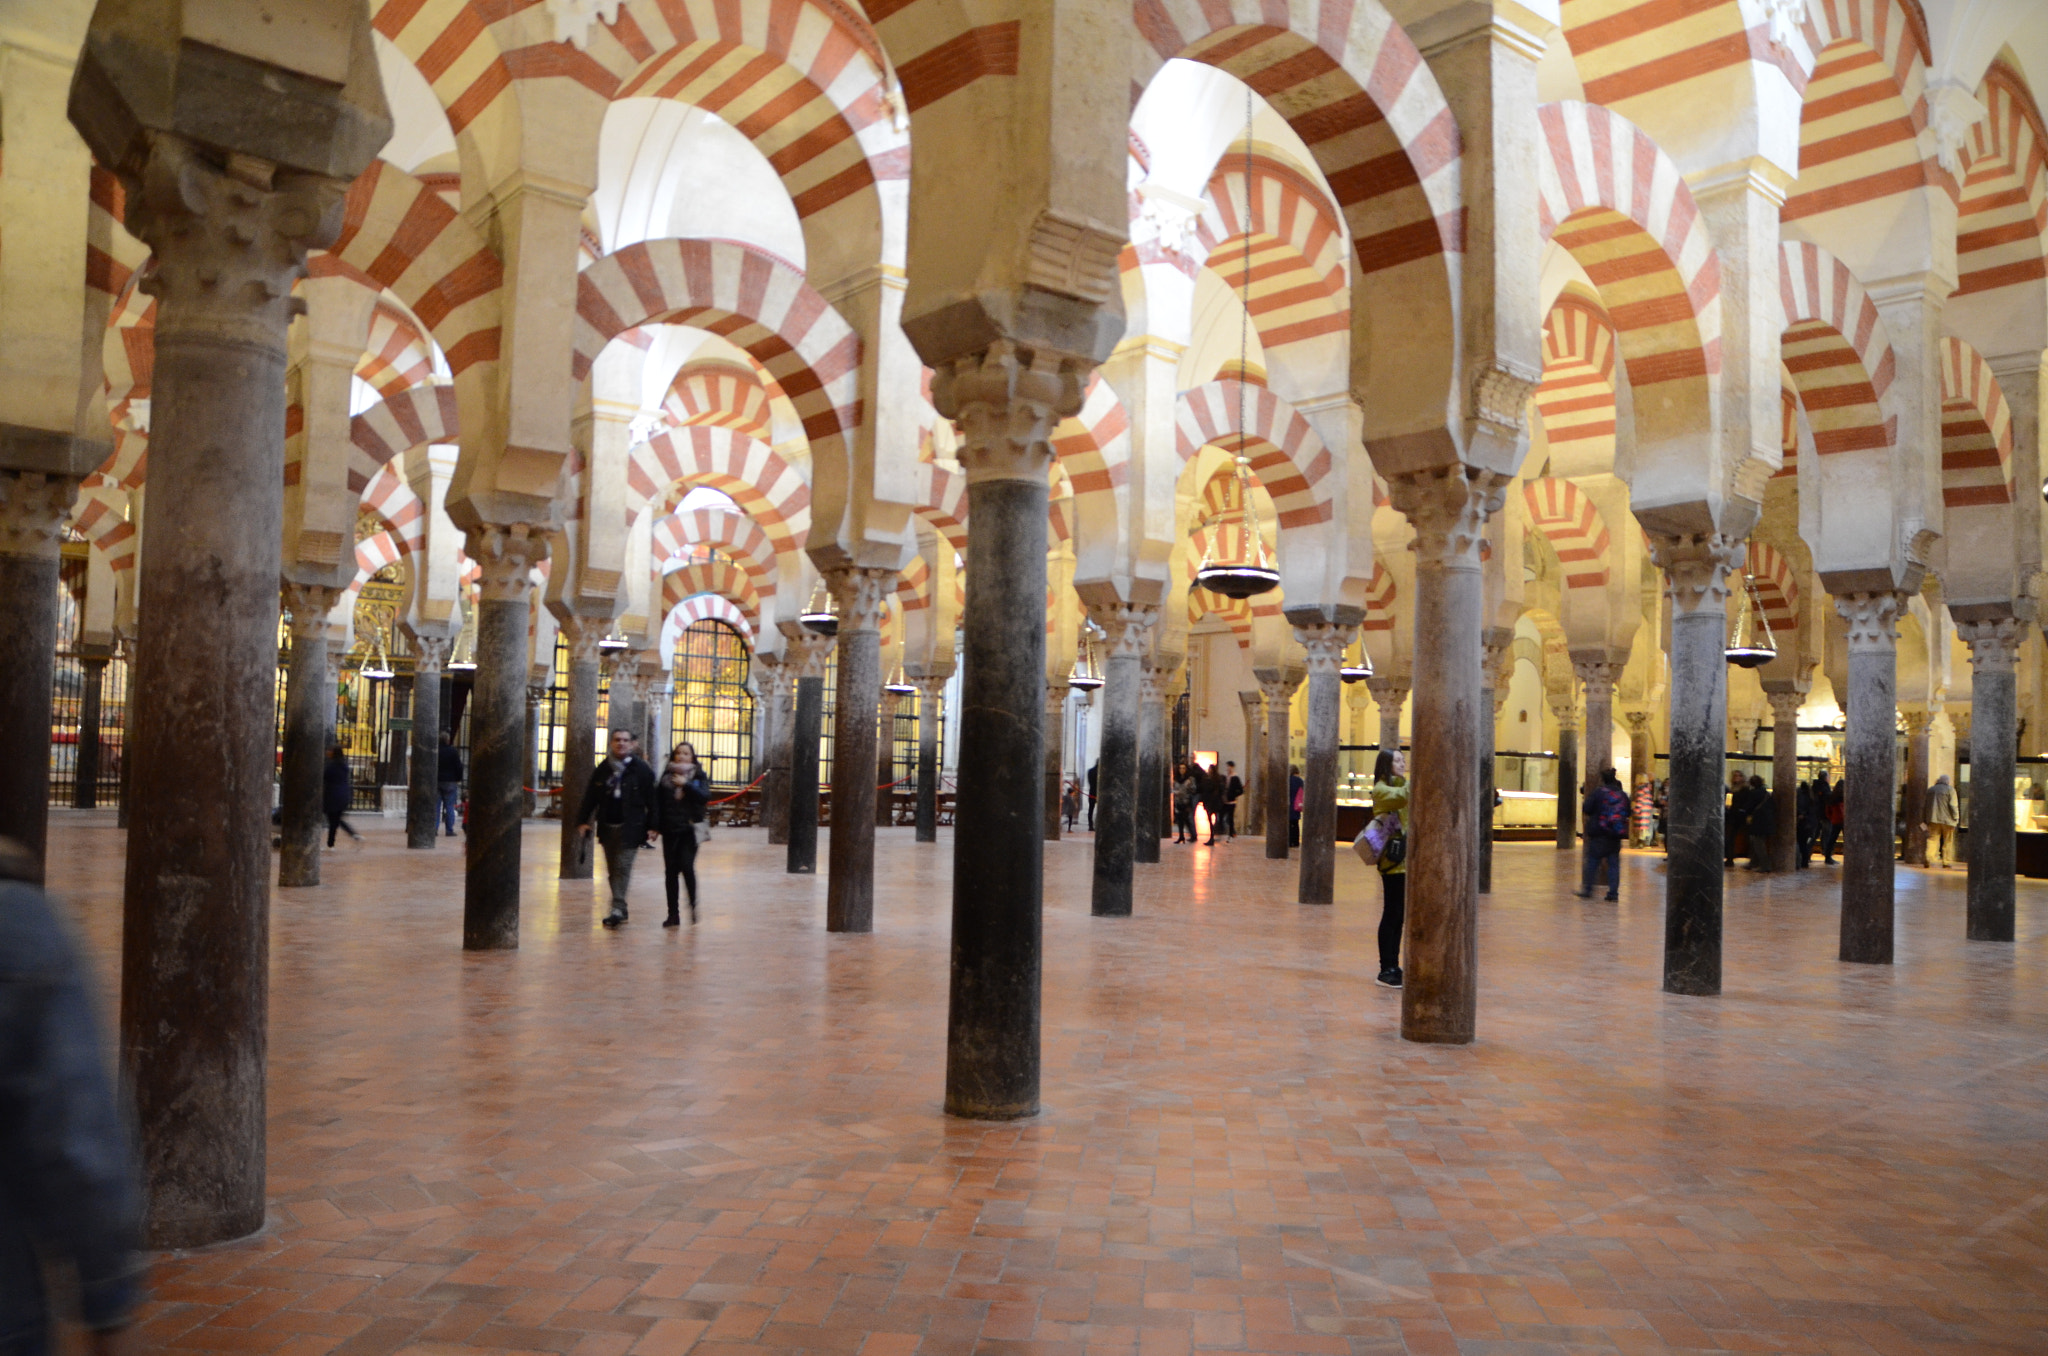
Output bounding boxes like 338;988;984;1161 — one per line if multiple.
1260;672;1300;859
1294;622;1355;906
758;654;794;845
1624;710;1654;788
915;675;945;842
555;617;603;880
1043;685;1065;840
1089;603;1155;916
786;630;832;874
1365;675;1409;757
1135;663;1165;862
278;583;342;887
1389;469;1505;1043
524;683;544;817
1836;592;1906;964
939;345;1083;1120
879;686;901;830
1574;655;1620;793
0;473;78;876
75;648;112;811
1958;617;2019;941
1478;630;1512;894
1900;707;1934;867
404;635;448;846
1765;688;1804;873
825;566;891;930
1240;690;1264;836
1649;532;1743;996
115;636;134;830
1550;698;1580;850
99;134;370;1246
464;527;545;950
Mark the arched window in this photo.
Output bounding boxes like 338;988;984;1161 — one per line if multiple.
670;619;755;787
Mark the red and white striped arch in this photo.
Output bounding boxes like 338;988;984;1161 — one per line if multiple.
359;463;427;563
1538;102;1721;408
661;559;763;636
897;553;932;619
1958;60;2048;299
1522;478;1611;591
357;300;439;403
1777;240;1896;457
1784;0;1936;224
667;594;755;649
665;362;776;441
354;529;406;586
1559;0;1803;118
1939;335;2013;508
915;462;968;552
1743;539;1799;636
1775;378;1800;479
626;424;812;561
1195;152;1349;353
102;273;153;411
350;383;459;494
651;507;780;607
69;484;137;574
1535;294;1620;465
323;160;502;378
1174;379;1335;532
1052;373;1130;506
1362;561;1396;633
1133;0;1461;287
573;239;860;479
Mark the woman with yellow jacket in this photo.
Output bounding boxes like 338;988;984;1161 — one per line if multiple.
1370;750;1409;989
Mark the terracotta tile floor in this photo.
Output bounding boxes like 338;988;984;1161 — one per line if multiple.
44;810;2048;1355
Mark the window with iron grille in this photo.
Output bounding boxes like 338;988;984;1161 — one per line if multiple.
669;619;755;788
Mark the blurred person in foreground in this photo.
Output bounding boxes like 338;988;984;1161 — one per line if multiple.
0;838;144;1355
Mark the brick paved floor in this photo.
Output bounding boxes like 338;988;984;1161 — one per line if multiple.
44;810;2048;1354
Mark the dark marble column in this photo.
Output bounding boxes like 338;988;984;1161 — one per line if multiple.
1241;690;1265;837
1575;654;1620;795
97;131;373;1247
1043;686;1064;840
1478;630;1511;894
403;634;448;847
786;631;831;874
1135;663;1165;862
555;618;602;880
0;473;78;877
915;675;945;842
1958;617;2019;941
1389;468;1507;1043
278;583;342;887
524;682;544;818
1088;604;1154;916
879;688;900;830
1648;533;1743;995
74;650;111;811
1900;708;1933;867
1835;592;1905;963
939;348;1083;1119
759;654;794;845
463;528;545;950
1259;672;1300;859
1766;688;1804;873
116;637;134;829
1551;709;1579;850
825;566;890;930
1294;623;1355;906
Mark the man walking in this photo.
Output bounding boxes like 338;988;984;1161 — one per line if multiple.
577;728;658;927
436;731;464;836
1221;761;1243;839
1575;767;1630;902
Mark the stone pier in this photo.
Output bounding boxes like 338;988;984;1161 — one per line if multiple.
1836;592;1905;964
1958;616;2019;941
555;618;603;880
278;583;342;887
1135;663;1164;861
1478;631;1511;894
915;675;945;843
825;566;891;931
1260;672;1299;860
404;634;449;847
1293;622;1355;906
464;527;546;950
1766;687;1804;873
786;631;831;875
1089;604;1153;916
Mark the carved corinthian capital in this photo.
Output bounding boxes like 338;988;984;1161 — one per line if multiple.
1647;532;1745;617
1292;621;1358;676
1833;592;1906;654
1388;467;1509;570
933;341;1087;484
1956;616;2021;675
826;566;896;633
0;471;81;561
280;582;343;639
1087;602;1159;659
789;628;835;679
467;524;548;603
409;634;451;674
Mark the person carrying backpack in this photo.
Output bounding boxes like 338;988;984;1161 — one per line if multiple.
1366;751;1408;989
1575;766;1630;902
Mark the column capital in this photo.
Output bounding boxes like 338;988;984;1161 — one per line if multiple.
601;647;640;682
1257;672;1302;705
467;524;547;603
411;634;451;673
825;565;896;633
1239;689;1264;715
525;683;548;705
1548;694;1581;732
933;341;1087;484
1570;654;1623;699
1364;675;1410;712
1957;615;2022;674
1900;707;1937;737
1648;531;1746;616
1387;466;1508;569
280;581;343;639
1623;709;1653;734
1292;621;1358;676
558;615;608;666
788;628;835;679
916;674;950;705
1087;601;1160;658
1765;688;1804;722
1833;591;1907;654
0;470;80;561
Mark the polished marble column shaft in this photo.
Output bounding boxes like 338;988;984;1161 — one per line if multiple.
463;527;545;950
555;619;603;881
0;473;77;876
1089;606;1152;917
404;636;448;848
1294;624;1353;907
279;585;342;888
1959;618;2020;942
1837;592;1906;965
825;567;891;930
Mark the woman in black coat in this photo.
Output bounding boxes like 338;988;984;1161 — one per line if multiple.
656;741;713;925
322;745;361;847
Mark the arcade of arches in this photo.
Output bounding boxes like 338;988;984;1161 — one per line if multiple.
7;0;2048;1348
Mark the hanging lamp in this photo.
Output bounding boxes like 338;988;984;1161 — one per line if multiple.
1724;573;1777;668
360;643;394;681
884;661;916;697
1069;627;1105;691
799;579;838;637
597;628;630;656
1191;82;1280;604
1339;639;1372;684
